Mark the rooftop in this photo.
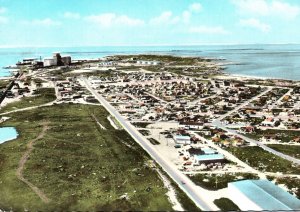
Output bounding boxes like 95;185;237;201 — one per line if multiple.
229;180;300;210
194;154;224;161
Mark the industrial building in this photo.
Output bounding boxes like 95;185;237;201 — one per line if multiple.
185;147;225;164
43;53;71;67
194;154;225;164
228;180;300;211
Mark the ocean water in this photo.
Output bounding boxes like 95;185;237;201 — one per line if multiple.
1;44;300;80
0;127;18;144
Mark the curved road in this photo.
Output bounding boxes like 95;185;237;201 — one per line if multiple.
81;77;218;211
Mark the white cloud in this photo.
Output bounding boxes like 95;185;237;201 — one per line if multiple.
271;1;300;20
231;0;300;20
189;26;229;34
22;18;61;26
64;12;80;19
150;10;193;25
240;18;271;32
189;3;202;13
0;16;8;24
149;11;178;25
231;0;269;16
150;2;202;26
0;7;7;14
182;11;191;23
85;13;144;27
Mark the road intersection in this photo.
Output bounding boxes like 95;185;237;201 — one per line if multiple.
81;77;219;211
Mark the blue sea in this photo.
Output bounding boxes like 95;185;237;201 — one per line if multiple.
1;44;300;80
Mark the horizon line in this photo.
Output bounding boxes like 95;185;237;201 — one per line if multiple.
1;42;300;49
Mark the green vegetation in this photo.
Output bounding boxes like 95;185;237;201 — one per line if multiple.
148;138;160;145
267;144;300;159
110;116;123;129
0;80;10;89
227;146;300;174
246;129;300;143
0;88;56;113
188;173;259;190
138;129;150;136
0;104;172;211
165;174;200;211
214;198;240;211
132;122;152;128
276;177;300;198
116;54;212;65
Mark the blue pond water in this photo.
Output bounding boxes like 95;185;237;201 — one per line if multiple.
0;127;18;144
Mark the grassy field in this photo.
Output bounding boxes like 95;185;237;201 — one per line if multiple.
0;88;56;113
0;103;173;211
0;80;11;89
267;144;300;159
188;173;259;190
227;146;300;174
246;129;300;143
276;177;300;198
116;54;212;65
214;198;240;211
132;122;152;128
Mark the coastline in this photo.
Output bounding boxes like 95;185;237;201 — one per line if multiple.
217;73;300;82
1;52;300;82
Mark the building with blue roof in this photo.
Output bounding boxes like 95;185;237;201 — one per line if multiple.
228;180;300;211
194;154;225;164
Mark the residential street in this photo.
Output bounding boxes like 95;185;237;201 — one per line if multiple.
81;77;219;211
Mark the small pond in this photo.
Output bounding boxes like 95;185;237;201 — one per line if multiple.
0;127;18;144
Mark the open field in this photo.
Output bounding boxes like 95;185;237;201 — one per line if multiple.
188;173;259;190
0;88;56;113
246;129;300;143
115;54;213;65
0;103;173;211
267;144;300;160
227;146;300;174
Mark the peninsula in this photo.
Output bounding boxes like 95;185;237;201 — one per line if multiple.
0;53;300;211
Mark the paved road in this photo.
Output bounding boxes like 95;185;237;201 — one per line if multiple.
211;86;300;165
81;77;218;211
216;87;273;121
213;120;300;165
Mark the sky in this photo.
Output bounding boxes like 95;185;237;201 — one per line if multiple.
0;0;300;47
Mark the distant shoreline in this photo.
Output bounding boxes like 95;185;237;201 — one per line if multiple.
1;52;300;82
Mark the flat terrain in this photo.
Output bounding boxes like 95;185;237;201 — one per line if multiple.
267;144;300;160
188;173;259;190
0;104;172;211
0;88;56;113
227;146;300;174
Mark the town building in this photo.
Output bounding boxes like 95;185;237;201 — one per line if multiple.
173;135;191;145
137;60;161;66
194;154;225;164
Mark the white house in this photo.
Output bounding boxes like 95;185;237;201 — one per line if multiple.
174;135;191;145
